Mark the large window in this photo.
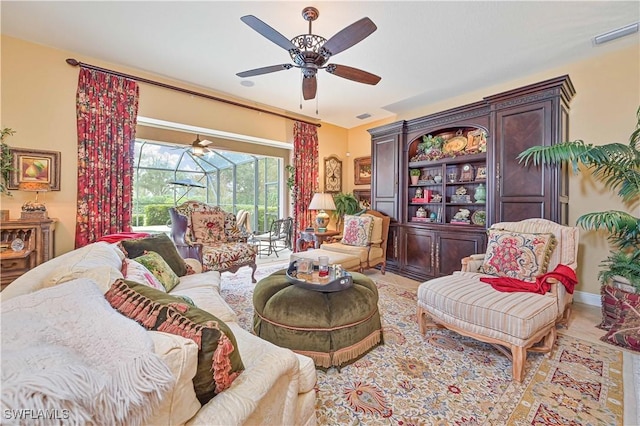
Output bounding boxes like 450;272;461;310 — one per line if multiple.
132;140;283;233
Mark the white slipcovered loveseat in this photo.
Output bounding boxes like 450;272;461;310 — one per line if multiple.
0;241;317;425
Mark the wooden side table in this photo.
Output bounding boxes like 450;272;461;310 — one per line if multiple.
297;229;340;252
1;218;56;289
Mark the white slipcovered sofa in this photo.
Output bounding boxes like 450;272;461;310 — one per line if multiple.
1;241;317;426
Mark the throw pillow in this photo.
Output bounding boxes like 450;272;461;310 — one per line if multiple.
105;279;244;404
480;229;557;282
124;258;166;292
191;211;226;244
601;287;640;352
121;233;188;277
134;251;180;292
341;214;374;247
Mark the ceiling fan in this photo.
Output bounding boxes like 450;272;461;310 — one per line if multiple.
189;135;213;157
237;6;381;101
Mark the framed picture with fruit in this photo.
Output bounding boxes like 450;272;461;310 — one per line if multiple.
8;148;61;191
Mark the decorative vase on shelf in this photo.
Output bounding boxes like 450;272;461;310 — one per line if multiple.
434;174;443;184
474;183;486;203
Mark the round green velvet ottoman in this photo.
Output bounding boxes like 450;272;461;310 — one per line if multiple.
253;269;383;369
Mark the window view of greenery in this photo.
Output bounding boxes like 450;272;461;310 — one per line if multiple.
132;140;283;233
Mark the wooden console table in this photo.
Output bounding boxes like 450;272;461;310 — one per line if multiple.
1;218;56;289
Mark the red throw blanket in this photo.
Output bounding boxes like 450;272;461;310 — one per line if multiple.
96;232;150;244
479;264;577;295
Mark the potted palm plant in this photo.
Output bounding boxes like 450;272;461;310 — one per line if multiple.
517;107;640;293
332;192;361;231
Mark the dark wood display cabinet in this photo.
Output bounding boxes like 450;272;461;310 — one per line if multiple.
369;75;575;282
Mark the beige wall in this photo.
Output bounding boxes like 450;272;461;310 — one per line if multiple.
2;34;638;297
346;43;640;297
1;35;348;255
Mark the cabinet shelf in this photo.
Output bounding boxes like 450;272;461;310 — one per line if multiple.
446;180;486;186
408;153;486;168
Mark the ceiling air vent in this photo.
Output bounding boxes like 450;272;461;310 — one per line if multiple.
356;113;372;120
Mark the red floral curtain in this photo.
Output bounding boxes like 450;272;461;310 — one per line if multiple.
75;67;139;248
292;121;319;243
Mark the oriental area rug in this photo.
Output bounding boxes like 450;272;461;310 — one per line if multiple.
222;263;625;425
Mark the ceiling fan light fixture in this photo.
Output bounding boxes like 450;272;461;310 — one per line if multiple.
191;135;205;156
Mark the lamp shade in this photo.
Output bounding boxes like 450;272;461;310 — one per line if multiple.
308;193;336;211
18;182;50;192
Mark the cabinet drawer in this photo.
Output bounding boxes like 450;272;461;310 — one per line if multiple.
1;255;31;273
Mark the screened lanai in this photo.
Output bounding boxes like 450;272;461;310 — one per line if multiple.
132;139;284;233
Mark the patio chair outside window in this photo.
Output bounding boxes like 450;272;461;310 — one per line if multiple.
254;217;293;257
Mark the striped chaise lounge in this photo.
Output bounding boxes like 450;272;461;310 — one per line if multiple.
417;218;579;381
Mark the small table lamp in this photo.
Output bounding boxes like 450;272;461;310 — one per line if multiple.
19;181;50;219
308;193;336;232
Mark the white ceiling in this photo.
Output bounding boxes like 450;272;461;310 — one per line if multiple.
2;1;639;129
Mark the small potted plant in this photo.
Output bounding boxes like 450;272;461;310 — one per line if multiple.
409;169;421;185
1;128;15;198
518;107;640;294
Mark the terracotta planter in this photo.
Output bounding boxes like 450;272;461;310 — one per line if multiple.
410;175;419;185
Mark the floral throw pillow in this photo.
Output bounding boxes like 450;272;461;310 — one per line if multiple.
123;258;165;292
191;211;226;244
341;215;374;247
480;229;557;282
134;251;180;292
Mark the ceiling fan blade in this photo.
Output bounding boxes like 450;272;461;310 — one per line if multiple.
302;75;317;100
321;17;377;58
199;139;213;146
326;64;381;85
236;64;293;78
240;15;297;52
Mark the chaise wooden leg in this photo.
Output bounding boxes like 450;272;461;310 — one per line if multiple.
511;345;526;382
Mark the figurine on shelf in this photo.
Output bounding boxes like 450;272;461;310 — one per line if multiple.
431;193;442;202
452;209;471;223
474;183;486;203
416;207;427;218
415;187;423;199
452;187;472;203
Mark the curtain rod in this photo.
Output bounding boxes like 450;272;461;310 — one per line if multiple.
65;58;321;128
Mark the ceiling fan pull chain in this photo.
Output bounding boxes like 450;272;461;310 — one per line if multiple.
299;72;303;110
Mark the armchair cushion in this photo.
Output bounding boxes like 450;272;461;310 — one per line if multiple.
320;242;384;264
364;214;384;245
191;210;227;243
341;214;374;247
480;229;557;282
419;271;559;346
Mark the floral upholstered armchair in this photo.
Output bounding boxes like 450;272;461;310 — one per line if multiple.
169;201;257;283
